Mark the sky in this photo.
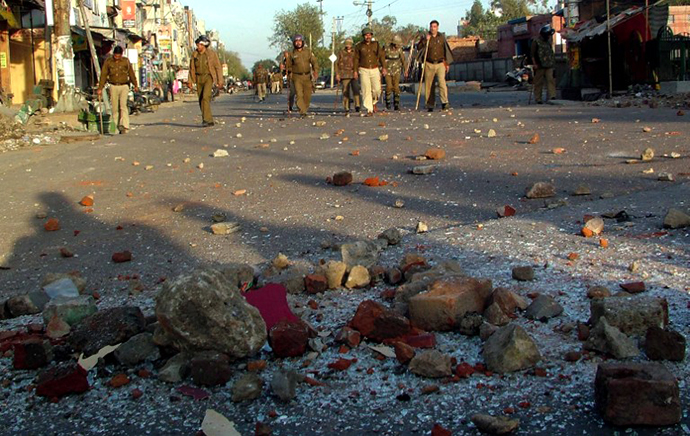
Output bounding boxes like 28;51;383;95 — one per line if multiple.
183;0;476;68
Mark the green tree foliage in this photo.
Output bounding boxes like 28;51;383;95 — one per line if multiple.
270;3;325;51
216;48;249;80
252;59;279;72
463;0;542;39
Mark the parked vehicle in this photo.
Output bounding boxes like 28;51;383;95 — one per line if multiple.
506;66;533;87
314;77;327;89
128;89;162;115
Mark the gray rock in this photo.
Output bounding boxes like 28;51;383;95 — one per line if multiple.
525;182;555;199
271;370;302;402
114;333;160;366
155;267;267;359
511;266;534;281
42;278;80;299
42;295;97;326
232;373;264;402
409;350;452;378
572;185;592;196
458;312;484;336
69;306;146;357
585;317;640;359
589;296;668;336
471;414;520;435
483;324;541;373
42;273;87;294
584;217;605;235
525;294;563;321
484;302;511;326
479;322;498;341
341;241;381;270
158;353;190;383
378;228;402;246
6;291;50;317
412;165;435;175
210;222;241;235
663;208;690;229
219;264;256;289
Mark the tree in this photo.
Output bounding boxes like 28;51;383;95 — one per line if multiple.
370;15;397;44
217;48;249;80
462;0;503;39
252;59;278;72
396;24;426;46
270;3;325;51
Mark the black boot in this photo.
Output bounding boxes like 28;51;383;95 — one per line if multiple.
384;94;391;110
394;94;400;111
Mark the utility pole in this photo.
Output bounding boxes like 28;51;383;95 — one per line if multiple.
353;0;374;28
330;17;336;89
53;0;75;92
316;0;324;46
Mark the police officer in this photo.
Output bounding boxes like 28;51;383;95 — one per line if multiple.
417;20;453;112
384;35;407;111
285;34;318;117
97;46;138;134
189;35;224;127
530;25;556;104
336;38;361;113
271;69;282;94
280;50;296;112
253;64;268;102
354;27;387;116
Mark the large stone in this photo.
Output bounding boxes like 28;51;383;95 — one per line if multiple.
232;373;264;402
645;327;686;361
525;182;555;199
589;296;668;336
525;295;563;321
158;353;190;383
595;362;681;426
471;414;520;435
349;300;412;342
35;362;89;398
6;292;49;317
155;267;267;359
458;312;484;335
511;266;534;281
663;208;690;229
487;288;528;314
409;350;452;378
42;277;80;299
190;351;232;386
69;306;146;357
42;295;97;326
114;332;160;366
42;273;87;294
13;339;53;370
483;324;541;373
378;228;402;246
269;319;310;358
321;261;347;289
345;266;371;289
271;370;301;402
304;274;328;294
585;317;640;359
219;264;256;289
483;303;511;327
408;277;493;331
341;241;381;270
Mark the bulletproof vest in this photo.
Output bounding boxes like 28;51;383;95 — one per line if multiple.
534;38;555;68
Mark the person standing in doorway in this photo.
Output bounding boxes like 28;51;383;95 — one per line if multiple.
189;35;224;127
417;20;453;112
97;46;138;134
336;38;361;113
530;24;557;104
354;27;387;116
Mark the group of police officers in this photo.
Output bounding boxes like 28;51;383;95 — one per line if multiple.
98;20;556;130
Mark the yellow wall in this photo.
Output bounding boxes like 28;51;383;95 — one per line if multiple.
9;29;48;105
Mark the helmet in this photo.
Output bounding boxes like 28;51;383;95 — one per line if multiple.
361;27;373;37
195;35;210;46
540;24;555;36
344;38;353;47
293;34;303;43
393;35;403;45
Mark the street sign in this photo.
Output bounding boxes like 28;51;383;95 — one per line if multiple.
329;53;337;63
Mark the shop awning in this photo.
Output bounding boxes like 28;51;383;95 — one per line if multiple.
562;6;644;42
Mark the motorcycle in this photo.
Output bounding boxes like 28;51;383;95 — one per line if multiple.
128;90;162;115
506;66;533;88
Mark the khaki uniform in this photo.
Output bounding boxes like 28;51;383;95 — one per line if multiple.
530;36;556;103
98;56;138;130
282;52;296;111
271;72;282;94
336;48;360;111
254;67;268;101
384;45;406;109
190;48;223;124
418;33;451;109
286;47;318;116
354;40;385;114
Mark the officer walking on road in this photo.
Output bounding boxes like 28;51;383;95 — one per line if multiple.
271;69;282;94
189;35;224;127
384;35;407;111
253;64;268;102
336;38;361;113
285;34;318;118
417;20;453;112
354;27;387;116
530;25;557;104
97;46;139;134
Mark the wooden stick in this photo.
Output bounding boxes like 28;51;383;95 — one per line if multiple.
98;92;105;134
415;37;430;111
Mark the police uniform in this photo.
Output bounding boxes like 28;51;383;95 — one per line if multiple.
98;55;138;132
336;42;361;112
271;71;282;94
530;34;556;103
418;32;452;110
190;47;223;125
286;46;318;116
384;40;407;110
253;66;268;101
354;30;386;114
